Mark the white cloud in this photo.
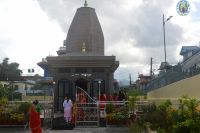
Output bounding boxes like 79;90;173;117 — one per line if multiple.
0;0;199;81
0;0;65;74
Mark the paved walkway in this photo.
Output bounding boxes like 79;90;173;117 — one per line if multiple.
0;127;129;133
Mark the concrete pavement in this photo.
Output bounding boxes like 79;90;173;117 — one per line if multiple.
0;127;129;133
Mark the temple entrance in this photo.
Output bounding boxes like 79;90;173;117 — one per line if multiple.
75;78;88;92
57;79;72;111
75;86;99;127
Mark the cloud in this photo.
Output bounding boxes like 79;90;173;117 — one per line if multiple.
0;0;65;74
35;0;187;81
2;0;199;82
0;40;7;62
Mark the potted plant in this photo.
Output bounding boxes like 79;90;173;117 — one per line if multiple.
106;104;130;126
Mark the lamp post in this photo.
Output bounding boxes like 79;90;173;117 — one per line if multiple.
98;80;101;101
50;81;56;128
52;81;56;108
163;14;173;67
97;80;101;127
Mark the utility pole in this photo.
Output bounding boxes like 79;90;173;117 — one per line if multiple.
129;74;131;87
163;14;173;68
150;57;153;78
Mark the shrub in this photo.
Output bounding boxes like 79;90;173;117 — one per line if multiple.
105;103;114;114
18;102;31;114
172;96;200;133
0;97;8;106
134;97;200;133
129;122;144;133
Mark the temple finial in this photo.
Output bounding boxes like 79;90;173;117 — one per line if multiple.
84;0;88;7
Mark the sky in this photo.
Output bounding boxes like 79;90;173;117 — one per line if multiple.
0;0;200;83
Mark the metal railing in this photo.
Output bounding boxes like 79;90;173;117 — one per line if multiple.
145;65;200;92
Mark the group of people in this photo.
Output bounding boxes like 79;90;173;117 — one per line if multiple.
28;91;127;133
29;96;74;133
98;90;128;102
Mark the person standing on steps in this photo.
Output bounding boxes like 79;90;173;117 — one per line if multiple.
63;96;73;123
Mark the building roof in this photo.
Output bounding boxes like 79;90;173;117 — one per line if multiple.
65;6;104;56
158;62;172;70
0;74;25;81
180;46;200;55
38;2;119;74
138;74;151;78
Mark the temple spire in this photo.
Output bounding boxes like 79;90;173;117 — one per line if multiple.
84;0;88;7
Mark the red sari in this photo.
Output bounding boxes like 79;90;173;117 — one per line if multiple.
29;105;42;133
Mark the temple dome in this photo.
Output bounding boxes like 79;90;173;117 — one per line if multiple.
64;6;104;56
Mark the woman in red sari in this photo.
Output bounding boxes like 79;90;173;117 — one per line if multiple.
29;100;42;133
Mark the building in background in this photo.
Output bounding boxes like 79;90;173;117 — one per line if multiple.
146;44;200;92
136;74;151;90
180;46;200;73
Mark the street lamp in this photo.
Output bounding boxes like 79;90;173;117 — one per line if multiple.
51;81;56;128
163;14;173;68
98;80;101;101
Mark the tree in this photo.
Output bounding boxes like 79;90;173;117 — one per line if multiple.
0;58;22;81
0;83;14;99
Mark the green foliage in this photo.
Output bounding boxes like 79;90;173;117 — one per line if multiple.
172;96;200;133
141;101;173;132
0;58;22;80
112;112;127;121
158;100;172;111
135;97;200;133
129;122;144;133
18;102;31;114
142;103;168;131
112;105;129;121
0;101;28;125
106;104;129;125
128;96;138;111
157;128;167;133
127;89;144;97
0;96;8;105
142;103;157;113
13;92;22;101
10;113;25;123
128;89;143;111
0;83;19;101
0;83;9;98
105;103;114;114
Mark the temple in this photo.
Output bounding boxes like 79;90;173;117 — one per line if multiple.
38;2;119;111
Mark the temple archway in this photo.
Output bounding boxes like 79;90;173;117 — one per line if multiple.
75;78;88;92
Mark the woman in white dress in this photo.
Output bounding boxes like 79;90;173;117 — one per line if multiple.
63;96;73;122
